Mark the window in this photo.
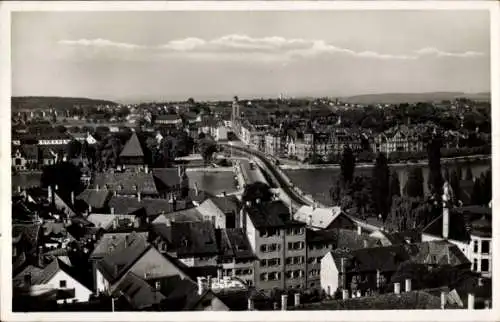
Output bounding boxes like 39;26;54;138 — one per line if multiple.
481;241;490;254
481;259;489;272
473;240;478;253
288;242;305;251
473;259;478;272
59;280;67;288
15;159;22;165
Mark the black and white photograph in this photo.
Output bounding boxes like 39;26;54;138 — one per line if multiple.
1;1;498;320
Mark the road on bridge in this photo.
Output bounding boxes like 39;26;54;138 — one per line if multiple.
220;142;310;207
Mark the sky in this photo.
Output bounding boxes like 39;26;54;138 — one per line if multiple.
12;10;491;103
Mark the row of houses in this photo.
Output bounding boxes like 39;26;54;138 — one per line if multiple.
12;172;492;308
234;115;478;162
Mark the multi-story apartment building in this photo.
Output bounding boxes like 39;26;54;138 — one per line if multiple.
218;228;257;287
264;132;285;157
242;200;307;293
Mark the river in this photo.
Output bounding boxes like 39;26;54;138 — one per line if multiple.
284;158;492;206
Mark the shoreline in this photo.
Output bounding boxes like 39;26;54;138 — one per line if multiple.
279;154;491;170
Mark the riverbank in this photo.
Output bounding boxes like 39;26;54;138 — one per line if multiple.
279;154;491;170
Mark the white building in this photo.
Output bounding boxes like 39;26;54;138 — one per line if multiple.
14;259;92;304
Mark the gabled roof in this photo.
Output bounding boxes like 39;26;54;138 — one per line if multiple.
152;207;203;225
90;231;149;259
168;221;219;257
92;172;158;195
307;228;379;250
151;168;181;189
330;244;410;273
76;189;111;209
210;195;240;214
119;132;145;158
12;224;41;255
96;237;150;283
407;241;470;267
112;272;166;310
292;290;456;310
13;258;92;291
293;205;346;229
246;200;304;229
86;213;137;230
108;196;187;217
218;228;256;260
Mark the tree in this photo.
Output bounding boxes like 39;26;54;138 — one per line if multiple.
471;177;482;205
340;145;355;184
389;171;401;199
242;182;273;205
465;164;474;181
386;196;432;232
371;153;390;219
427;136;443;200
40;162;84;198
405;167;424;198
198;138;217;166
66;139;82;159
449;169;461;205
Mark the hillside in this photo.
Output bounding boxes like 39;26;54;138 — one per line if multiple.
12;96;118;111
341;92;491;105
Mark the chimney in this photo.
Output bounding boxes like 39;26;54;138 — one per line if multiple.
484;300;491;309
223;191;227;197
340;258;347;289
96;184;99;191
308;215;313;226
467;293;475;310
247;298;254;311
394;282;400;294
357;225;362;236
17;186;22;194
440;291;446;309
38;246;43;267
478;277;483;286
88;204;92;213
207;275;212;290
442;207;449;239
48;185;53;201
294;293;301;307
342;289;349;300
405;278;412;292
165;218;172;226
256;198;261;204
137;192;141;202
246;201;251;207
110;207;115;215
281;294;288;311
144;164;149;173
197;277;205;296
363;240;368;248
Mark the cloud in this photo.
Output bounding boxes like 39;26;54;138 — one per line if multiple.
58;38;144;50
57;35;485;62
415;47;485;58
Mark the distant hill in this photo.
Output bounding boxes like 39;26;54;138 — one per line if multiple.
12;96;118;111
341;92;491;105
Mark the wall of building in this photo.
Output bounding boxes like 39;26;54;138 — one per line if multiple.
44;270;92;304
470;235;492;278
320;253;339;297
284;227;307;290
